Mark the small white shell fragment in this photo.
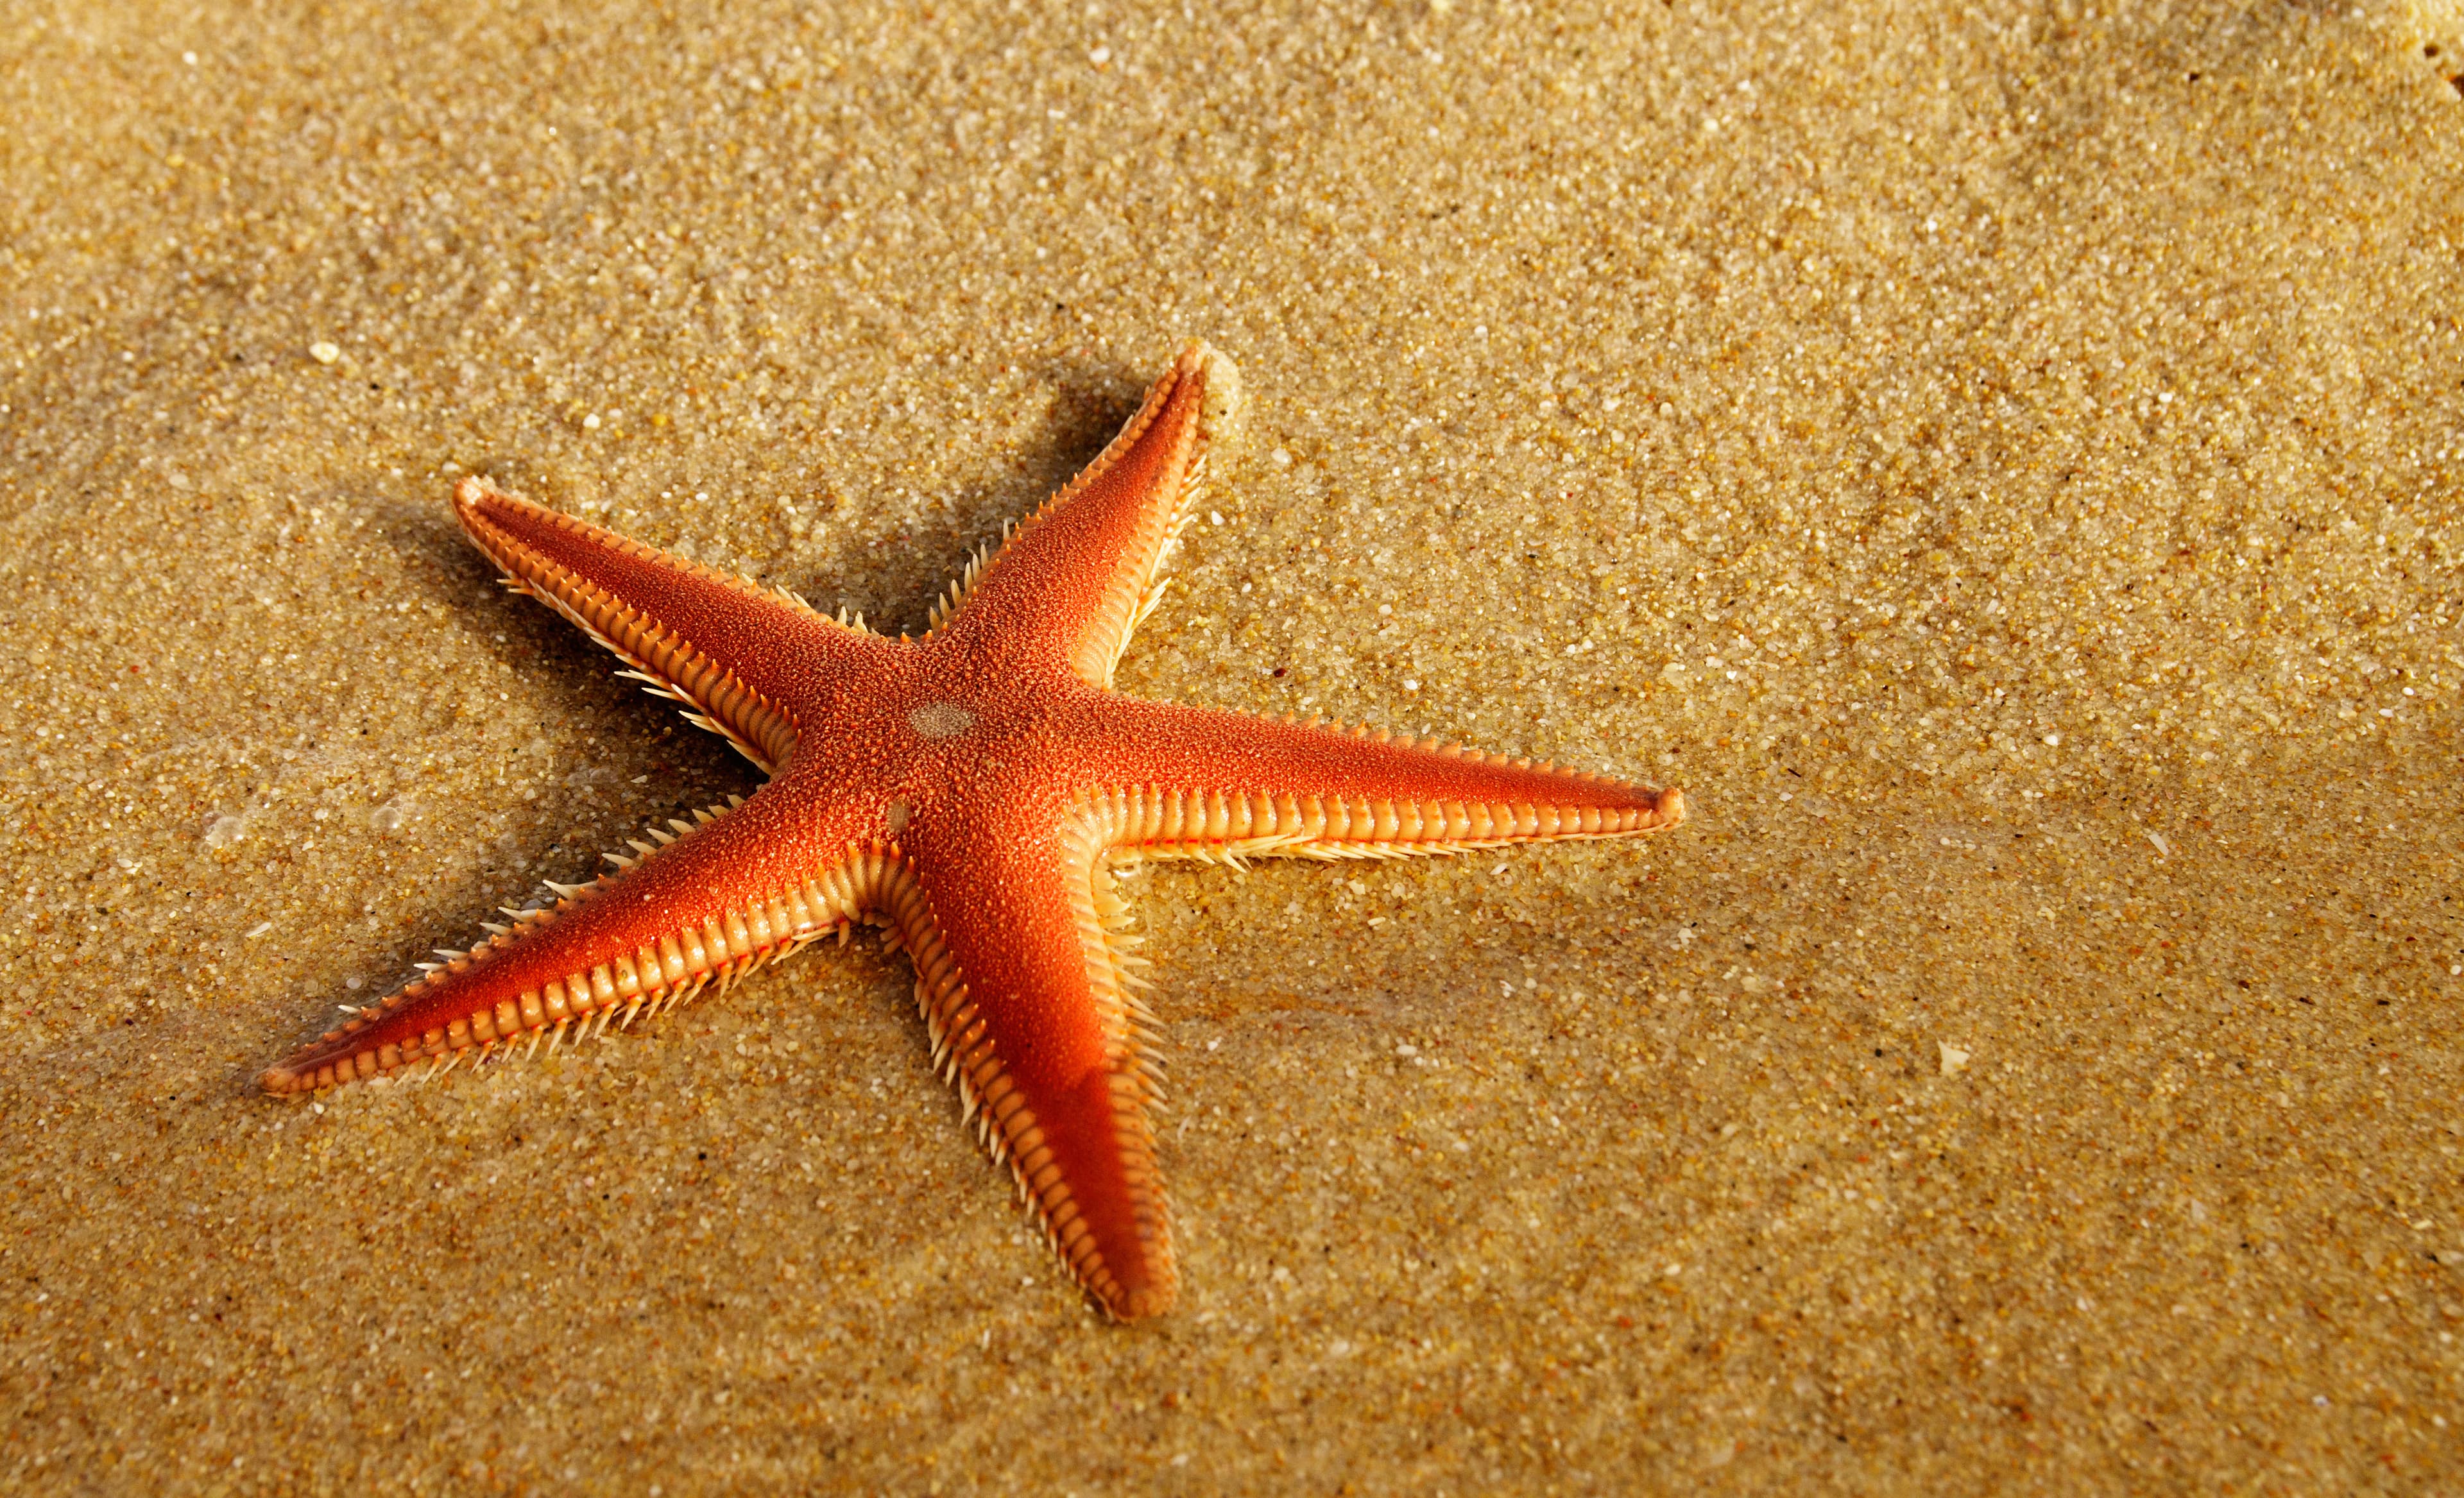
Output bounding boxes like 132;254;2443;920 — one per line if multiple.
1938;1042;1971;1077
309;341;341;364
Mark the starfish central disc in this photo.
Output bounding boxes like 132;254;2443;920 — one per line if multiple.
909;702;977;740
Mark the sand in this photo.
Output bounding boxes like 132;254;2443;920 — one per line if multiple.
1;0;2458;1490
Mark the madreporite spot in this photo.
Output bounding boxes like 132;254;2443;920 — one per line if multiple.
909;701;976;740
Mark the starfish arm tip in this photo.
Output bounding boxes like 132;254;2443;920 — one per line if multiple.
1184;339;1244;441
1106;1283;1179;1321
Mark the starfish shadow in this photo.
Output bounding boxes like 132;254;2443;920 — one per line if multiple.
815;355;1158;638
250;481;753;1066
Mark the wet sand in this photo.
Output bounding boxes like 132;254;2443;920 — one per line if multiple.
1;1;2458;1490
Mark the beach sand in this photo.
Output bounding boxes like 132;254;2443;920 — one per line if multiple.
2;0;2458;1490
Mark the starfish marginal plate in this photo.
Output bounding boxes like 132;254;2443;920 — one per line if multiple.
264;342;1686;1319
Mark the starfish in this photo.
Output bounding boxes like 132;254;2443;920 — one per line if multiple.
262;342;1686;1319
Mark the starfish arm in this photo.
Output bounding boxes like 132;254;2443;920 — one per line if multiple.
261;788;886;1093
453;477;881;771
936;343;1241;688
885;814;1177;1320
1077;699;1686;862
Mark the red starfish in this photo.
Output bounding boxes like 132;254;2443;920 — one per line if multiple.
263;343;1685;1319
